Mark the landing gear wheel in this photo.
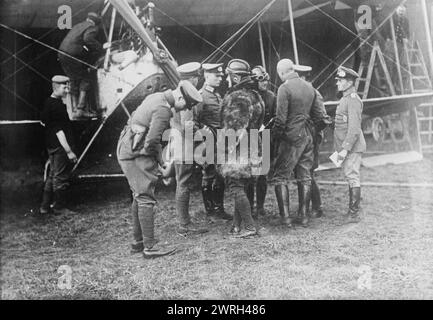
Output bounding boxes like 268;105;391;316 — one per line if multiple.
371;117;384;142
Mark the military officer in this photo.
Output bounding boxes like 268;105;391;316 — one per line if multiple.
117;80;202;258
245;65;276;217
220;59;265;238
268;59;318;227
294;64;332;218
177;62;202;88
172;62;208;236
334;66;366;223
194;63;232;221
39;75;77;216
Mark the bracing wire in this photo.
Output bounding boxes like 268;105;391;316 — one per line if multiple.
152;6;235;61
303;0;410;90
0;45;51;82
274;24;387;95
214;11;268;63
204;0;277;63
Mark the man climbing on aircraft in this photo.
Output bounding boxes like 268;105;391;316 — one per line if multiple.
58;12;103;117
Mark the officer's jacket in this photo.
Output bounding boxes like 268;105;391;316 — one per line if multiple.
117;91;173;161
274;73;316;144
194;85;223;131
334;87;366;153
59;20;102;59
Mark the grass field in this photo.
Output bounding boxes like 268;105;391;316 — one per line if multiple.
1;157;432;300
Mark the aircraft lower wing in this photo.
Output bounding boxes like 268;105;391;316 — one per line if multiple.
324;91;433;117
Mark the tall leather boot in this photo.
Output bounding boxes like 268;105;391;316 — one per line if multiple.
244;182;255;219
176;187;208;236
130;198;144;254
213;181;232;220
275;184;292;226
52;189;77;215
233;191;257;238
256;176;267;216
39;188;53;214
138;205;176;258
229;206;242;235
297;181;303;211
346;187;361;223
201;185;214;217
345;187;353;216
310;177;323;218
297;183;311;227
176;187;191;226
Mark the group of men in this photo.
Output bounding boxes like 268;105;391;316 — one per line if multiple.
37;11;366;259
114;56;366;258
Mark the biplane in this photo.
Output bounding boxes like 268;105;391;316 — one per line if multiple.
1;0;433;178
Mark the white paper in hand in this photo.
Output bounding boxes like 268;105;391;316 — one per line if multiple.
329;151;343;168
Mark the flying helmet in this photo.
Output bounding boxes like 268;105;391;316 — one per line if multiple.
251;65;270;81
225;59;251;85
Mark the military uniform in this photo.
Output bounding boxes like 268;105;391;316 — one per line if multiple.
292;64;332;218
268;72;316;186
334;87;366;187
334;66;366;222
268;69;320;226
117;91;176;258
194;64;229;219
172;62;207;235
117;81;202;256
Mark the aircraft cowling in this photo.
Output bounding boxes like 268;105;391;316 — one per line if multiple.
96;48;170;118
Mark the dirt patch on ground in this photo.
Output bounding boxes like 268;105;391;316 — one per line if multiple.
1;157;432;299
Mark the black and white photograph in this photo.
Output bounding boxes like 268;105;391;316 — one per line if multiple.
1;0;432;302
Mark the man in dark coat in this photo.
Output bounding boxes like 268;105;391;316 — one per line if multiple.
58;12;103;115
294;64;332;219
268;59;318;227
246;65;276;217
